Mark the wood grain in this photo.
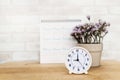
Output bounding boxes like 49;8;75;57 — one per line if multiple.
0;60;119;80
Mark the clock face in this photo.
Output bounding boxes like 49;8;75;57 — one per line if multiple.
65;47;92;74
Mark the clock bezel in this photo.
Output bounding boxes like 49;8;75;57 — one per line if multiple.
65;47;92;74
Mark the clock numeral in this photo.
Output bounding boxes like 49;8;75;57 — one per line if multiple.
69;64;71;67
87;58;89;61
78;68;80;71
83;67;85;70
85;63;88;66
76;49;79;52
67;59;70;62
72;51;74;53
85;54;87;56
82;51;83;53
73;66;75;70
68;54;71;57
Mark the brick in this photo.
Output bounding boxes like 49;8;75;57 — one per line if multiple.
109;7;120;15
0;16;40;25
12;0;39;6
0;43;24;51
0;51;12;54
0;5;12;16
0;25;24;32
0;0;10;5
95;0;120;6
12;32;39;42
12;51;39;61
25;42;40;51
83;7;108;15
39;7;85;16
0;33;12;42
40;54;66;63
24;25;40;32
10;6;38;16
0;5;38;16
38;0;94;7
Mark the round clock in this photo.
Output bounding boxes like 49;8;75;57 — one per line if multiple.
65;47;92;74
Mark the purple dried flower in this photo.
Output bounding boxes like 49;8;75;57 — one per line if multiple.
73;26;79;31
81;29;85;32
71;16;110;44
75;26;79;29
105;30;108;33
73;28;77;31
95;23;100;27
91;27;97;32
70;32;74;36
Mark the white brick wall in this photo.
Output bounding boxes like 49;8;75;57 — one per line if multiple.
0;0;120;63
0;0;10;5
95;0;120;6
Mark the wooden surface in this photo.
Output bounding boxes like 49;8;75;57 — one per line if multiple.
0;60;120;80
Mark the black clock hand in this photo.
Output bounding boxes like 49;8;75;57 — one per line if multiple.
77;53;79;61
73;59;77;61
73;53;79;61
78;60;83;67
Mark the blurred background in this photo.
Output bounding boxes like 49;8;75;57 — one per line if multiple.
0;0;120;63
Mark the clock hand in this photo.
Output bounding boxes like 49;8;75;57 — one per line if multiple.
77;53;84;66
73;59;77;61
77;53;79;61
78;60;84;67
73;53;79;61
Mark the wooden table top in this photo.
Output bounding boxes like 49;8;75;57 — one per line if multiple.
0;60;120;80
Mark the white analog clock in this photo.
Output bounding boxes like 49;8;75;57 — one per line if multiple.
65;47;92;74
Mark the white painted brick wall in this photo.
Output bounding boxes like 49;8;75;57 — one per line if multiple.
95;0;120;6
0;0;120;63
0;0;10;5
